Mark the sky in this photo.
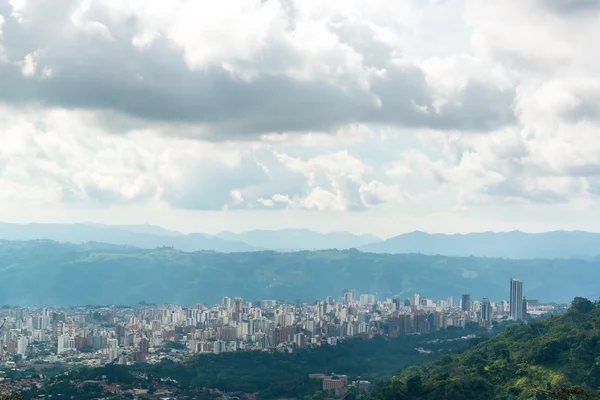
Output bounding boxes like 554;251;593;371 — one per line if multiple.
1;0;600;238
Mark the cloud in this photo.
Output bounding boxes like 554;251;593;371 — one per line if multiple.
541;0;600;15
0;105;411;212
1;0;600;235
0;0;515;138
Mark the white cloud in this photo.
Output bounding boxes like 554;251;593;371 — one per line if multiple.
0;14;5;62
20;50;37;77
0;0;514;136
0;0;600;235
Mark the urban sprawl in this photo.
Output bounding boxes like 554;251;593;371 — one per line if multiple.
0;278;559;369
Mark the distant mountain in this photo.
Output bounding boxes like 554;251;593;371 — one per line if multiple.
0;223;380;252
216;229;381;250
360;230;600;259
6;224;600;258
1;240;598;305
83;223;183;237
0;223;258;253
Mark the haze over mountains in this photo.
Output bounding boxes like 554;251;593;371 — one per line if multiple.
360;230;600;259
2;222;600;259
0;223;259;253
216;229;380;251
1;240;598;306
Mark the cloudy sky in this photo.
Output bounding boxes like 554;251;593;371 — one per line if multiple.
1;0;600;237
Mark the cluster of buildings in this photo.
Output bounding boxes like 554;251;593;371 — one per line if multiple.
308;373;371;397
0;278;555;370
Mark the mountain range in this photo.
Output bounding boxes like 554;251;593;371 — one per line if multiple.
2;222;600;259
1;240;598;306
360;230;600;259
0;240;600;305
0;223;380;253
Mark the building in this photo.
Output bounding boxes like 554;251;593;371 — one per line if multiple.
359;294;376;306
357;380;372;395
222;296;231;308
131;351;146;362
233;297;244;323
293;332;307;348
433;312;447;330
16;337;28;356
481;298;492;326
461;294;471;312
522;296;528;319
411;293;420;308
57;335;75;354
213;340;226;354
116;325;126;346
510;278;523;321
323;374;348;396
414;314;428;334
343;290;354;305
139;338;149;356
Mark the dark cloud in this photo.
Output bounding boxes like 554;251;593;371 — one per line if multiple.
0;0;515;138
542;0;600;14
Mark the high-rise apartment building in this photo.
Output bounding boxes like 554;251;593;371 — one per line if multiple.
510;278;523;321
461;294;471;312
222;296;231;309
481;298;492;325
343;290;354;305
57;335;75;354
233;297;244;323
411;293;420;308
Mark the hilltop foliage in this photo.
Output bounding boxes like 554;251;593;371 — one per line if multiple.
374;297;600;400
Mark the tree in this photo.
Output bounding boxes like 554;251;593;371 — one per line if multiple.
571;297;594;314
406;375;423;396
1;394;24;400
535;386;600;400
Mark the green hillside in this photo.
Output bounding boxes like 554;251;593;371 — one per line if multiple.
2;240;600;305
374;297;600;400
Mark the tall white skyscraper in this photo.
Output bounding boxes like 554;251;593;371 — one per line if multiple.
510;278;523;321
411;293;420;308
17;337;29;356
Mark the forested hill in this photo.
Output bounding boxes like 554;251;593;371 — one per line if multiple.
1;240;600;305
374;297;600;400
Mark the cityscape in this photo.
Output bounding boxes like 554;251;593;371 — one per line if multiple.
0;278;558;371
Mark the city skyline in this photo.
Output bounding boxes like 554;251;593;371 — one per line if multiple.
1;285;554;365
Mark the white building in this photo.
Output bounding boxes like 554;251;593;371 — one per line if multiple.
57;335;75;354
510;278;523;321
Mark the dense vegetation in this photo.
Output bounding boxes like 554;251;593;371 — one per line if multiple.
1;240;600;305
27;325;489;399
374;297;600;400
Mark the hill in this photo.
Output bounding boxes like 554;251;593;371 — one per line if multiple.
374;297;600;400
361;230;600;259
1;240;600;305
